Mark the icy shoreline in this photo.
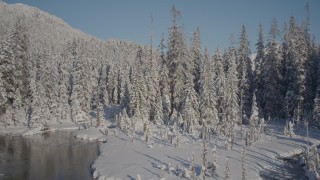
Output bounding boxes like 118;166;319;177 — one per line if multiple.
0;122;81;136
75;127;108;142
0;122;108;143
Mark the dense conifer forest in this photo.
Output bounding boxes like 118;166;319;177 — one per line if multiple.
1;3;320;135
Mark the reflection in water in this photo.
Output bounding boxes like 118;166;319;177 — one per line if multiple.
0;131;99;180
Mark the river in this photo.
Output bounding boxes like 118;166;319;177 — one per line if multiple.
0;131;99;180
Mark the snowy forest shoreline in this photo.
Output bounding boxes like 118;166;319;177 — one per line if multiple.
1;1;320;179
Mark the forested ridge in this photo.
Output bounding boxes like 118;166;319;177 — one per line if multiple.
1;2;320;134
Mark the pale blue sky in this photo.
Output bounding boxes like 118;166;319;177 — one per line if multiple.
4;0;320;52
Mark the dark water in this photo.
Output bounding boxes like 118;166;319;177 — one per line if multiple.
0;131;99;180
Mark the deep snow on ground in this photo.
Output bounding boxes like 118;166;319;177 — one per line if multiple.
83;120;320;180
259;154;307;179
1;105;320;180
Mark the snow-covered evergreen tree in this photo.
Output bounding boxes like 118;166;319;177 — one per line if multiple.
167;5;189;117
237;24;253;124
201;124;208;179
57;50;71;123
284;17;298;119
263;18;284;119
199;48;218;129
0;79;6;117
213;48;225;123
117;108;128;131
306;38;316;119
0;18;32;126
180;71;199;133
209;146;218;177
313;89;320;127
131;47;149;123
96;101;104;127
12;89;24;126
225;157;230;180
255;24;265;112
146;30;163;125
158;35;170;124
39;48;59;123
70;40;90;123
283;16;309;121
191;27;202;95
12;16;31;109
31;66;50;129
188;153;196;180
313;145;320;169
153;92;164;125
305;38;318;115
241;146;247;180
224;41;239;131
295;25;308;118
0;35;15;122
250;94;259;127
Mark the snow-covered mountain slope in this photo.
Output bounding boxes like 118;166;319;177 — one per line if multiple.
0;1;144;127
0;2;76;31
0;1;97;53
0;1;141;57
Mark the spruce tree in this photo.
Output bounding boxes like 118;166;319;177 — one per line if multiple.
135;48;149;123
295;25;308;116
70;40;90;123
167;5;188;117
241;146;247;180
263;18;284;119
313;89;320;127
213;48;225;123
305;39;319;115
237;24;253;124
225;157;230;180
210;146;218;177
224;39;239;131
0;36;15;118
158;34;170;123
12;89;24;126
251;96;259;122
57;50;72;123
255;24;265;112
191;27;202;95
283;16;309;121
180;74;198;133
284;16;298;118
199;48;218;129
13;16;31;109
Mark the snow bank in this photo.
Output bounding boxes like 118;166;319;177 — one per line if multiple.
75;127;107;142
91;123;320;180
51;123;80;131
22;126;44;136
0;126;29;136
